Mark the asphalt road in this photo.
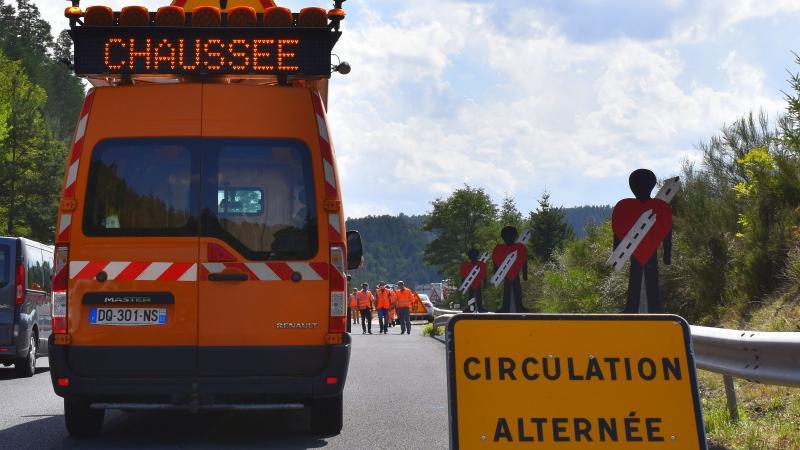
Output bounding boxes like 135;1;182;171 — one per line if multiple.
0;321;449;449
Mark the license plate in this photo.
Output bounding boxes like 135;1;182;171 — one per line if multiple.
89;308;167;326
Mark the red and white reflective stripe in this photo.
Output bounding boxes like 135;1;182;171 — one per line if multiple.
69;261;197;282
311;92;344;243
201;262;329;281
57;91;95;243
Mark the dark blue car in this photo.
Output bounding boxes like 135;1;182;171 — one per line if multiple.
0;237;53;377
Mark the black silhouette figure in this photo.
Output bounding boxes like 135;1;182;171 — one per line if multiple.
492;226;528;313
612;169;673;313
460;248;488;312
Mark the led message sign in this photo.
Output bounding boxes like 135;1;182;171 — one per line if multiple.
71;27;338;76
446;314;706;450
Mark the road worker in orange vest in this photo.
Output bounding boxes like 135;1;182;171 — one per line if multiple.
394;281;414;334
376;281;394;334
388;285;398;328
350;288;359;325
357;283;374;335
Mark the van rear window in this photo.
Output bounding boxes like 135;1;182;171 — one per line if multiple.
202;140;318;261
83;139;199;236
82;138;317;260
0;245;8;288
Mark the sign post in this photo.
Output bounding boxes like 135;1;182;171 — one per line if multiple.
446;314;706;449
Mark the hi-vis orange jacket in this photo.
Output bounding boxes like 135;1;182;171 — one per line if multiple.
376;288;393;309
349;293;358;309
394;288;414;308
357;290;374;309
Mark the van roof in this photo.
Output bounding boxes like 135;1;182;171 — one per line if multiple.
0;236;54;252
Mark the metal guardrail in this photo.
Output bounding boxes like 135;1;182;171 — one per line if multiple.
690;325;800;388
432;306;462;317
432;314;454;331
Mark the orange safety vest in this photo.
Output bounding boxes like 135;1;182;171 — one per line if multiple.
357;290;373;309
394;288;413;308
376;288;393;309
349;293;357;308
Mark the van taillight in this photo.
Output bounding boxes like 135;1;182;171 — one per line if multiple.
52;245;69;335
14;263;24;305
328;246;347;335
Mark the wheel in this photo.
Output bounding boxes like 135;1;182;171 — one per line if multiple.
310;394;343;435
15;334;37;377
64;398;105;437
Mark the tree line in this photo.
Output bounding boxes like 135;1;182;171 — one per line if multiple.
423;55;800;326
0;0;85;242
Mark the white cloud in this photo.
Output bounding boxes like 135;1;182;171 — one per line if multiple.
332;0;787;215
30;0;795;215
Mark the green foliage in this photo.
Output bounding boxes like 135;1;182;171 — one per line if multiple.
422;323;444;337
0;0;85;141
422;185;498;280
784;52;800;150
527;191;573;262
0;51;67;240
0;1;85;242
662;109;800;322
531;222;625;313
346;214;442;289
498;194;524;231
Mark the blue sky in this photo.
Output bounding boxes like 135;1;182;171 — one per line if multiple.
36;0;800;217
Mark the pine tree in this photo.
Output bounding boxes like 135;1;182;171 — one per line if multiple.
527;191;573;262
498;194;523;231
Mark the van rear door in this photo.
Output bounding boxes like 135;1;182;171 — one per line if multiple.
68;137;201;376
0;239;14;347
198;85;329;377
63;85;203;377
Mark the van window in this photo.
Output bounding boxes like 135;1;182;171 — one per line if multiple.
202;139;318;261
41;251;53;292
83;139;199;236
0;245;9;288
25;247;44;291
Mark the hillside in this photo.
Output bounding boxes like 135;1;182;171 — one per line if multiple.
345;214;442;288
345;207;612;288
563;205;611;238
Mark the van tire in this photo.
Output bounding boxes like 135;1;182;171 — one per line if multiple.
65;399;105;437
15;334;37;377
310;394;343;435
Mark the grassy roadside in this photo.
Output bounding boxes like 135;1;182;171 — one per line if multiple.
700;370;800;449
701;290;800;449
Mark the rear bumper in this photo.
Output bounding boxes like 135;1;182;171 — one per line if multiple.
0;345;19;362
48;334;351;408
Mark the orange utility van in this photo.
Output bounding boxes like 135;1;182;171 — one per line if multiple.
49;1;361;437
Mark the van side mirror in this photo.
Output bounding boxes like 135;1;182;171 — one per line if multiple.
346;230;363;270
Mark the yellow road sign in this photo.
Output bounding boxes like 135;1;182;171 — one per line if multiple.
446;314;706;449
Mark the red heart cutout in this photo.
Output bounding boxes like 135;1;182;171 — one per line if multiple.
612;198;672;265
460;261;487;288
492;243;527;280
